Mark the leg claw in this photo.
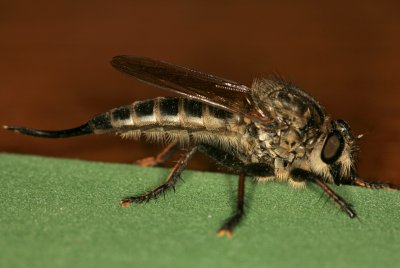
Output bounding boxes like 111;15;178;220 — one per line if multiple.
120;200;131;207
217;228;233;238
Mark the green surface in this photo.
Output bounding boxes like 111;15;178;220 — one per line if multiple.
0;153;399;268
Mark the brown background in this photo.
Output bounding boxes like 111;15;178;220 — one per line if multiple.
1;1;399;184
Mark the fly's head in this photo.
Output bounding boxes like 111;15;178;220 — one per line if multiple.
309;119;358;184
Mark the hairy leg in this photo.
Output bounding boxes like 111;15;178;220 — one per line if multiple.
291;169;356;218
121;146;197;205
351;177;400;190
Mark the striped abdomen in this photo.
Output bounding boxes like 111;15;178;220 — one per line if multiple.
90;97;246;148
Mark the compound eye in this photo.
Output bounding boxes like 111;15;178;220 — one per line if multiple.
321;132;344;164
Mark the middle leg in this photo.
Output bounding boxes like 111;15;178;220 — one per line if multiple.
217;173;246;237
136;141;179;167
198;144;274;236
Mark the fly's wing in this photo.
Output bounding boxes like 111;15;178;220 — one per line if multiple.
111;56;268;123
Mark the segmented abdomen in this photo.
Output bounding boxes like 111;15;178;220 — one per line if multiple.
89;97;245;147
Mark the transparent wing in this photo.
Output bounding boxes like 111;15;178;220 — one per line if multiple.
111;55;268;122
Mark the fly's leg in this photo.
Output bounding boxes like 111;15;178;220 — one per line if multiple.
121;146;197;206
136;141;179;167
198;144;274;236
198;144;274;176
217;173;246;237
352;177;400;190
313;178;356;218
291;169;356;218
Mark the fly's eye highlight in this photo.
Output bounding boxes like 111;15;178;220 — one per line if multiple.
321;132;344;164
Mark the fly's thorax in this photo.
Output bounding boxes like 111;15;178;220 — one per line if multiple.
250;122;300;164
250;78;326;130
249;77;330;164
252;119;320;164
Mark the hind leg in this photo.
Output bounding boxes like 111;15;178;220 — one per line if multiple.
121;146;197;205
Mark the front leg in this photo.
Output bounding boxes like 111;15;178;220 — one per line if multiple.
350;177;400;190
291;169;356;218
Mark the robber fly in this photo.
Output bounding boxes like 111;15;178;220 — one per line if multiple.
4;56;397;237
